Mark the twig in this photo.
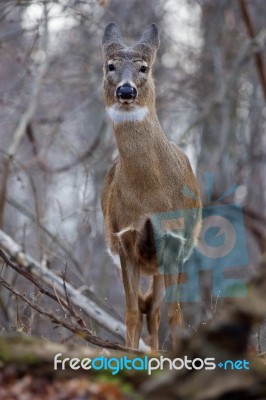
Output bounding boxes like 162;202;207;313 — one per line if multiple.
239;0;266;101
0;249;86;328
47;119;108;174
256;325;262;354
6;197;83;274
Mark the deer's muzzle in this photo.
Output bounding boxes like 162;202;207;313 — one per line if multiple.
116;83;137;102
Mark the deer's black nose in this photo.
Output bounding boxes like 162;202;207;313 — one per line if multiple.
116;84;137;100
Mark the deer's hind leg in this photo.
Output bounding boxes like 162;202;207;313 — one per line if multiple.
164;273;183;351
158;231;186;351
144;275;164;352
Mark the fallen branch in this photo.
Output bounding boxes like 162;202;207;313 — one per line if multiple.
0;229;150;352
5;196;127;329
0;275;139;353
0;335;128;368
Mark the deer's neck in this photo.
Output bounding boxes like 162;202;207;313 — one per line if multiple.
112;109;171;185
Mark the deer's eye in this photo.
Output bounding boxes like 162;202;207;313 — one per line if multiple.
139;65;148;73
108;64;115;71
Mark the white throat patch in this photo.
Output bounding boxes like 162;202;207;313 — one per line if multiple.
106;104;148;124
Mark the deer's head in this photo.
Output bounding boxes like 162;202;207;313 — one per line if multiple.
102;23;160;123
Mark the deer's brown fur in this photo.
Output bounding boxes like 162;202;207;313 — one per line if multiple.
101;23;202;351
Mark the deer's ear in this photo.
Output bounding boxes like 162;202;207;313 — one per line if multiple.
102;23;123;50
139;24;160;51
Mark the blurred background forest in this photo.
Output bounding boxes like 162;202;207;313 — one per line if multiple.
0;0;265;353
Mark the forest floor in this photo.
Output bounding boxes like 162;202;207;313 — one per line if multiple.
0;335;148;400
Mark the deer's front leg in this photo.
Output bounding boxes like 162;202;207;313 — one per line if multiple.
120;252;142;349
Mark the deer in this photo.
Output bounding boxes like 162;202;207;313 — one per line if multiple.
101;23;202;352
